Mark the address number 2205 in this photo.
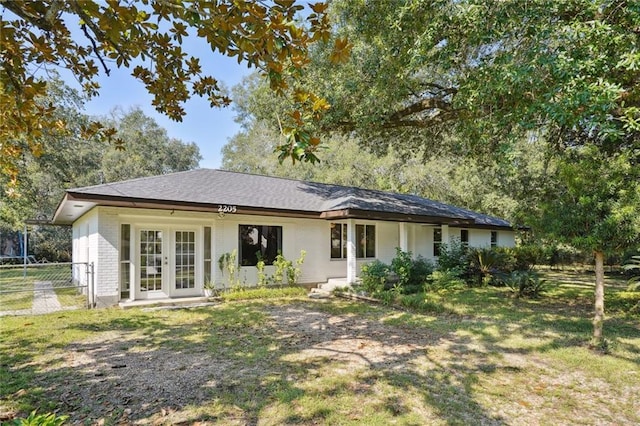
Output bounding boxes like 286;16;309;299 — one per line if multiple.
218;205;237;213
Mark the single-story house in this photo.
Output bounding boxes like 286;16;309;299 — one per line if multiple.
52;169;516;306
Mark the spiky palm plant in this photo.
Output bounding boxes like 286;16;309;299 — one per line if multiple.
623;255;640;291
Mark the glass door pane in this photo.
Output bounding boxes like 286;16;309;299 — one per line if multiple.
140;230;163;292
175;231;195;289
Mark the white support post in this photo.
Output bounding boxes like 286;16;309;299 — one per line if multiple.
346;219;357;283
442;224;450;246
410;224;416;254
399;222;408;253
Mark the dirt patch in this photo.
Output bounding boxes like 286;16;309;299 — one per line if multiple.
31;331;230;424
265;305;435;367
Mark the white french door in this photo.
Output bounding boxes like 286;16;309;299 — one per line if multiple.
136;227;199;299
171;229;197;297
138;229;167;299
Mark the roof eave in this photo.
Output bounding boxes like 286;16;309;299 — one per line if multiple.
320;208;475;225
55;192;514;229
58;192;326;220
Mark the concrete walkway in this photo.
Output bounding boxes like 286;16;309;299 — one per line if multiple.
32;281;63;312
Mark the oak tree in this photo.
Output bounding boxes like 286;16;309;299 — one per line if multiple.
0;0;335;190
297;0;640;154
533;145;640;347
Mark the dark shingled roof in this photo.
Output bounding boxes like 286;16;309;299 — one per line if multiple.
59;169;512;228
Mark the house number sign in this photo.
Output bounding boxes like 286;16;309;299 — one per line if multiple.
218;205;237;214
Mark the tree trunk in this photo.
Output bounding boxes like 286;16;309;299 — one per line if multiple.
592;250;605;348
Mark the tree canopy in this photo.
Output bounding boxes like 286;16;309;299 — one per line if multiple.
1;0;337;190
1;79;202;260
0;80;201;229
281;0;640;157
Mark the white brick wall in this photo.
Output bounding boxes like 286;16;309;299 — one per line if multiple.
71;206;518;303
97;208;120;298
498;230;516;248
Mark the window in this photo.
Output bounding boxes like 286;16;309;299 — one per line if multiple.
239;225;282;266
330;223;347;259
204;226;212;284
119;224;131;299
330;223;376;259
433;227;442;257
460;229;469;247
356;224;376;258
491;231;498;248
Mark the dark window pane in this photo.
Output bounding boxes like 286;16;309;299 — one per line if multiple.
239;225;260;266
121;224;130;261
356;225;365;258
434;227;442;257
366;225;376;258
239;225;282;266
491;231;498;247
461;230;469;246
330;223;342;259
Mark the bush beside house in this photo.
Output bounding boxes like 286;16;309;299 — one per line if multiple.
358;244;544;305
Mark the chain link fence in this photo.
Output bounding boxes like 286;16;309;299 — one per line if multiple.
0;262;94;316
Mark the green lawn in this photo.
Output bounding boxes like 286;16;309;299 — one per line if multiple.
1;272;639;425
53;286;88;308
0;267;35;311
0;284;34;311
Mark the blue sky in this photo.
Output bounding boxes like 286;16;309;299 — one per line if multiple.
77;44;253;169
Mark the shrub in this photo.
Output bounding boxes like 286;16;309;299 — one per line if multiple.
221;286;306;301
437;240;468;272
511;245;541;270
468;247;506;286
12;410;68;426
504;270;547;298
396;293;447;313
256;258;267;288
360;260;389;295
391;248;413;287
410;255;435;288
272;253;289;285
375;289;396;306
286;250;306;286
425;269;466;291
218;250;238;287
390;248;434;294
398;293;426;310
